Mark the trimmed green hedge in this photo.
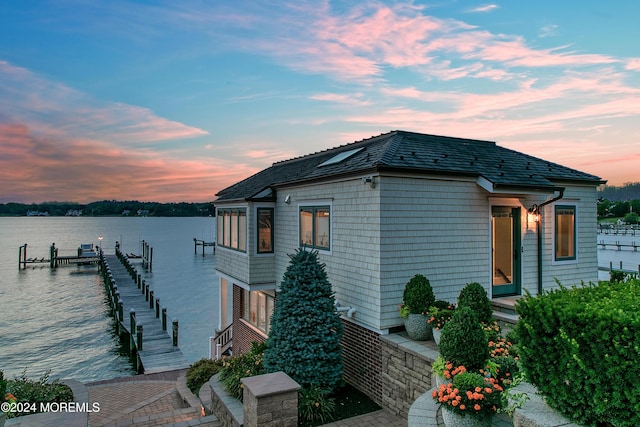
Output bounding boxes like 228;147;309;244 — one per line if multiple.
515;279;640;426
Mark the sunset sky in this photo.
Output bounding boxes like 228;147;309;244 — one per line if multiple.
1;1;639;203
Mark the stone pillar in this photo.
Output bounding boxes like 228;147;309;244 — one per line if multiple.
240;372;300;427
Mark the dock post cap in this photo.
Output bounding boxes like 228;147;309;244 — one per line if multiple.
130;308;136;313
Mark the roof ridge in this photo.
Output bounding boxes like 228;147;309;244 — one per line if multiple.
271;131;395;166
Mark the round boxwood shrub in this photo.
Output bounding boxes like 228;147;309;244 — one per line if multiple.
457;282;493;324
439;306;489;371
402;274;435;315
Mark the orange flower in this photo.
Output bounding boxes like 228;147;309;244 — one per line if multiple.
474;404;481;411
484;387;492;394
432;390;437;398
459;404;466;411
452;400;459;406
474;387;482;393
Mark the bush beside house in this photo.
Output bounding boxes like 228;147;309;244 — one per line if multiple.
515;279;640;427
263;248;344;392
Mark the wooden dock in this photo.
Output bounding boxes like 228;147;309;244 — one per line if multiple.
101;250;189;374
194;238;215;255
18;243;100;270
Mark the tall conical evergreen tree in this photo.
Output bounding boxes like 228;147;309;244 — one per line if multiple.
263;248;343;391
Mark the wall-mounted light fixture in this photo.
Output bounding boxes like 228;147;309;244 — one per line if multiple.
284;194;291;204
362;176;376;189
527;204;540;225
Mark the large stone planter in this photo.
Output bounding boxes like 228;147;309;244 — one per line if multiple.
404;313;432;341
441;408;491;427
432;328;442;345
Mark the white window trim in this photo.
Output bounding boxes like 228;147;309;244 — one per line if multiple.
552;202;579;265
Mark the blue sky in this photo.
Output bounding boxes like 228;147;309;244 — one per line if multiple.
1;1;639;203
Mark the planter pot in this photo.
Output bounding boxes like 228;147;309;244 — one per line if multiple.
441;408;491;427
434;373;450;388
432;328;442;345
404;313;432;341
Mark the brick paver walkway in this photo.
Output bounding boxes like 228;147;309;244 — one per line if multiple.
321;409;406;426
85;370;220;427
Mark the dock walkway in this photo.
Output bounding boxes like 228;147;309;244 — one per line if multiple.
102;254;189;374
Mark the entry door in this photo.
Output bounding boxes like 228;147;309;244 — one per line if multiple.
491;206;521;296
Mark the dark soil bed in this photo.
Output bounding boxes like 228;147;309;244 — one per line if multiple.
303;383;381;426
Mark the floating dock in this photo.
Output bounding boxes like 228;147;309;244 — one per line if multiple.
101;248;189;374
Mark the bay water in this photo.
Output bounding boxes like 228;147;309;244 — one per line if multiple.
1;217;638;384
0;217;217;383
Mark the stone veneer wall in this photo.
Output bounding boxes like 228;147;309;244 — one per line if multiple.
380;334;438;419
209;373;243;427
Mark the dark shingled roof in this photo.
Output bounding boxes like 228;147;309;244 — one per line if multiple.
215;131;605;201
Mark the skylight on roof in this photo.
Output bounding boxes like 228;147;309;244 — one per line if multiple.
317;147;364;167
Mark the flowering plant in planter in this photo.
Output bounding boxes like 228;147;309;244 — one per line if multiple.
427;303;456;330
432;369;503;420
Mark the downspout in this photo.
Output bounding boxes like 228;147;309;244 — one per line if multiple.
529;188;565;295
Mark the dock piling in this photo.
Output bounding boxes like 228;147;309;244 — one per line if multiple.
99;251;188;373
162;308;167;331
172;319;179;346
136;324;143;351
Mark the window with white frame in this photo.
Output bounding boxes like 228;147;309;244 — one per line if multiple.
242;289;274;334
216;208;246;252
555;205;576;261
299;206;330;250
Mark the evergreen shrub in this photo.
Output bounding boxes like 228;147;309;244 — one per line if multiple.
515;279;640;427
402;274;435;315
186;358;223;395
218;342;265;400
457;282;493;324
439;306;489;371
263;249;343;391
5;370;73;418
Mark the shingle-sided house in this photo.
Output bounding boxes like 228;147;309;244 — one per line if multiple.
211;130;605;405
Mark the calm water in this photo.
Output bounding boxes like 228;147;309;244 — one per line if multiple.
597;232;640;280
0;217;217;383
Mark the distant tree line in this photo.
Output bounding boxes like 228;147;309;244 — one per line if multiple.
597;182;640;224
598;182;640;201
0;200;214;217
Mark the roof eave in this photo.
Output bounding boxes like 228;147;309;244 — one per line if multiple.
476;176;564;195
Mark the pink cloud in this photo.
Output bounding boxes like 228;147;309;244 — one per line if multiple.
0;123;252;203
625;58;640;71
0;61;208;146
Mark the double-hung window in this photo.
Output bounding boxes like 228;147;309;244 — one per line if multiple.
300;206;330;250
216;208;247;252
555;205;576;261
